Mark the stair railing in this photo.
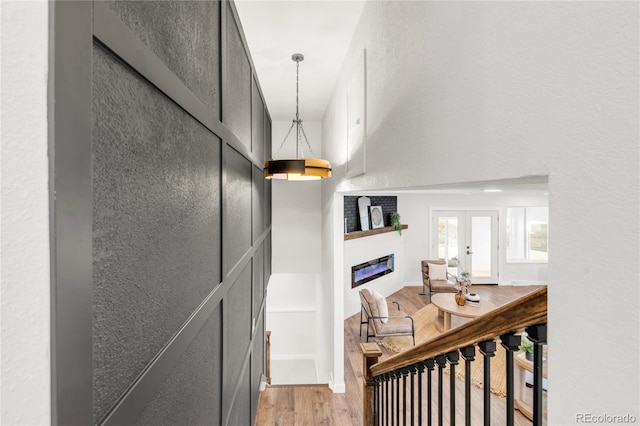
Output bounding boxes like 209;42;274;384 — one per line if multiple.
361;286;547;425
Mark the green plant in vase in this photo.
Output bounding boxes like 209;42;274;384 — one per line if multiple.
391;212;402;235
458;270;472;290
520;336;534;361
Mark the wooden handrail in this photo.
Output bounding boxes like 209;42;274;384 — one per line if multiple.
370;286;547;377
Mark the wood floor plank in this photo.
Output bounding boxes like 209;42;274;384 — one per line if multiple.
256;285;541;425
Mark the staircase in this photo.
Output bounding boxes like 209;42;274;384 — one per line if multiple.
361;287;547;425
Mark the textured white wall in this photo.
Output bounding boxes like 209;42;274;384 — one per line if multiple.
322;2;639;421
271;121;322;273
0;2;51;424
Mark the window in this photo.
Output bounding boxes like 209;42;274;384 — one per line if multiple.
506;207;548;262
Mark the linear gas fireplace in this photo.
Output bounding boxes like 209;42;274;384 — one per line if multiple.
351;254;394;288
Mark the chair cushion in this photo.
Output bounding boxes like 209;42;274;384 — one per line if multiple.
377;316;413;335
427;262;448;280
360;289;377;317
430;279;457;292
372;289;389;323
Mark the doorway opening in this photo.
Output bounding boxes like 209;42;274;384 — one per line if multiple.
432;210;499;284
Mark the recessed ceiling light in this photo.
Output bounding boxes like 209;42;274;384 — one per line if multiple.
483;189;503;193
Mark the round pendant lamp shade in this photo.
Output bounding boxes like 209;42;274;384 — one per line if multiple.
264;158;332;180
264;53;332;181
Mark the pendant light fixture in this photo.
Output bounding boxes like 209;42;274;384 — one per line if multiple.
264;54;332;180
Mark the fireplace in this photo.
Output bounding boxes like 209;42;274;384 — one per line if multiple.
351;254;394;288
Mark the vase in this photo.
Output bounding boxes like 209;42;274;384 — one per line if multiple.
455;290;467;306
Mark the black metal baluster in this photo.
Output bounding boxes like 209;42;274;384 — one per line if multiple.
385;373;389;426
460;346;476;426
374;376;379;426
378;375;383;426
426;359;435;426
396;370;401;426
526;324;547;426
478;340;496;426
435;355;447;426
410;366;416;426
446;351;460;426
402;368;408;426
380;375;385;426
391;371;396;426
417;363;425;426
501;333;522;426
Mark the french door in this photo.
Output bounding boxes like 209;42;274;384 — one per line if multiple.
432;211;499;284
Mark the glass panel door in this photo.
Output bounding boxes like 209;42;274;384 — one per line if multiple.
436;215;461;276
433;211;499;284
468;213;498;282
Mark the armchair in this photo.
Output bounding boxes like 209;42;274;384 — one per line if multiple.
420;259;457;303
359;289;415;345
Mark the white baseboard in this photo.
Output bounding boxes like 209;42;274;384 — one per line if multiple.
328;372;346;393
509;280;547;286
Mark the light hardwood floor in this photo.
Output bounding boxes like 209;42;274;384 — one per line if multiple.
256;285;542;425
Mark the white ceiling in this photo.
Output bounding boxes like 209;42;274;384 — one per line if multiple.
233;2;549;196
234;0;366;121
346;176;551;195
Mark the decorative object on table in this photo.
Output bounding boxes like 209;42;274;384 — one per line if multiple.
455;289;467;306
459;271;472;287
391;212;402;235
264;53;331;180
520;336;534;361
358;196;371;231
369;206;384;229
455;268;472;306
465;292;480;302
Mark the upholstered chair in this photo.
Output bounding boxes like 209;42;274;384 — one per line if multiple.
420;259;457;303
359;289;415;345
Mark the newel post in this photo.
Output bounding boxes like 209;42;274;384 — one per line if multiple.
360;342;382;425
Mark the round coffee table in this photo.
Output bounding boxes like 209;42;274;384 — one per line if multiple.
430;293;496;332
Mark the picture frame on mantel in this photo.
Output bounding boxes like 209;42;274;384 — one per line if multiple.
346;49;366;178
369;206;384;229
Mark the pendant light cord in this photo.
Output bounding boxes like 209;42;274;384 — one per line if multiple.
295;59;300;159
272;54;318;161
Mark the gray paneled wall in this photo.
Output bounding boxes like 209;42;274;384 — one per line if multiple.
105;0;221;116
133;305;223;426
53;1;271;425
92;43;223;421
224;5;252;147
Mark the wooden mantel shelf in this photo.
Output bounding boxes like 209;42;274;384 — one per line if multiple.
344;225;408;241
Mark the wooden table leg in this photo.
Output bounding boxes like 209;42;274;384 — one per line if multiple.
444;312;451;331
434;308;446;332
